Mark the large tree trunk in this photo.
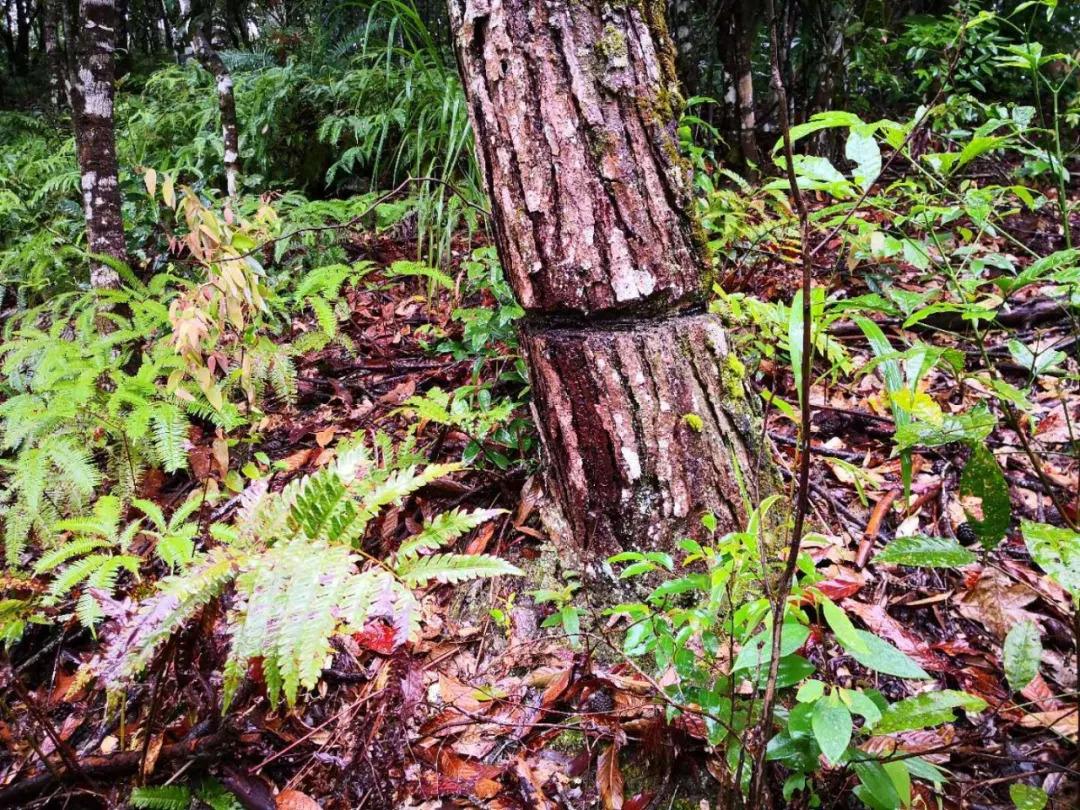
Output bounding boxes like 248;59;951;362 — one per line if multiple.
449;0;772;556
179;0;240;198
73;0;127;290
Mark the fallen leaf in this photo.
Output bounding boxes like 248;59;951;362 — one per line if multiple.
276;789;322;810
1018;709;1078;741
597;743;624;810
955;569;1040;640
314;428;336;447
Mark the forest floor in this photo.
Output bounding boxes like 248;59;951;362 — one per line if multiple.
2;203;1079;809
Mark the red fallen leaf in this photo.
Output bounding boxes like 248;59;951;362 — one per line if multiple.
625;793;656;810
956;665;1008;705
843;600;950;672
814;567;866;601
353;621;397;655
597;744;624;810
276;789;321;810
1021;673;1063;713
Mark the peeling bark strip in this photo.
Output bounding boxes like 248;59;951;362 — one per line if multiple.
451;0;773;553
450;0;710;317
73;0;127;289
180;0;241;197
523;315;759;554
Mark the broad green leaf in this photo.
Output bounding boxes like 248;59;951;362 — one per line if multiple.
812;694;852;765
846;129;881;190
874;536;978;568
959;445;1011;549
893;408;996;451
840;688;883;727
1022;520;1080;597
821;595;868;654
853;760;901;810
875;690;987;734
733;622;810;672
1003;620;1042;692
846;630;930;679
1009;784;1048;810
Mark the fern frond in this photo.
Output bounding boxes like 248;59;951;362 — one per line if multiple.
98;547;243;688
33;537;110;574
151;404;190;473
394;508;504;561
129;784;192;810
395;553;523;587
225;541;355;707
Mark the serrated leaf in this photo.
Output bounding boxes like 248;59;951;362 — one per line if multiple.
959;445;1011;549
1004;620;1042;692
875;690;987;734
873;536;978;568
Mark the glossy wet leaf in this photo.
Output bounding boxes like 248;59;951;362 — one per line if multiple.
875;690;987;734
812;694;852;765
874;536;977;568
959;444;1011;549
1022;520;1080;597
1004;620;1042;692
845;630;930;679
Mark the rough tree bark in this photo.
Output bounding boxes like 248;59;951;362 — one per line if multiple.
72;0;127;289
449;0;774;558
179;0;241;197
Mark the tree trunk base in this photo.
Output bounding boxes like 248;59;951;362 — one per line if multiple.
523;312;775;557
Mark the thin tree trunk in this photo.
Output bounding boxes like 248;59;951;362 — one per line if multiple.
449;0;773;557
13;0;29;74
43;0;64;107
73;0;127;290
179;0;240;198
732;0;760;165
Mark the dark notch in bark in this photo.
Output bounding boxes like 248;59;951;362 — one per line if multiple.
450;0;775;556
73;0;127;290
179;0;240;197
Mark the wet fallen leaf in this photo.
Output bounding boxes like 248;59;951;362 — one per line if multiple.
597;743;624;810
955;568;1040;640
276;789;322;810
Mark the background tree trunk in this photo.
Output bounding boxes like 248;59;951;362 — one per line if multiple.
73;0;127;290
449;0;773;557
43;0;64;107
732;0;760;166
179;0;241;197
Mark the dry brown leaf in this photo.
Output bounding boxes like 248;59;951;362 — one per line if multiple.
955;569;1040;640
597;743;624;810
276;789;322;810
1018;709;1079;741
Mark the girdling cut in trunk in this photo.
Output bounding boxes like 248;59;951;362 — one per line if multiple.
180;0;240;197
73;0;127;290
450;0;776;556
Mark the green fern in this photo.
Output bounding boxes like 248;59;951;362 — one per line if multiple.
104;438;519;708
129;785;192;809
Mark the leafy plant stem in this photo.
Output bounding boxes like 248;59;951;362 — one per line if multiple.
748;3;814;804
